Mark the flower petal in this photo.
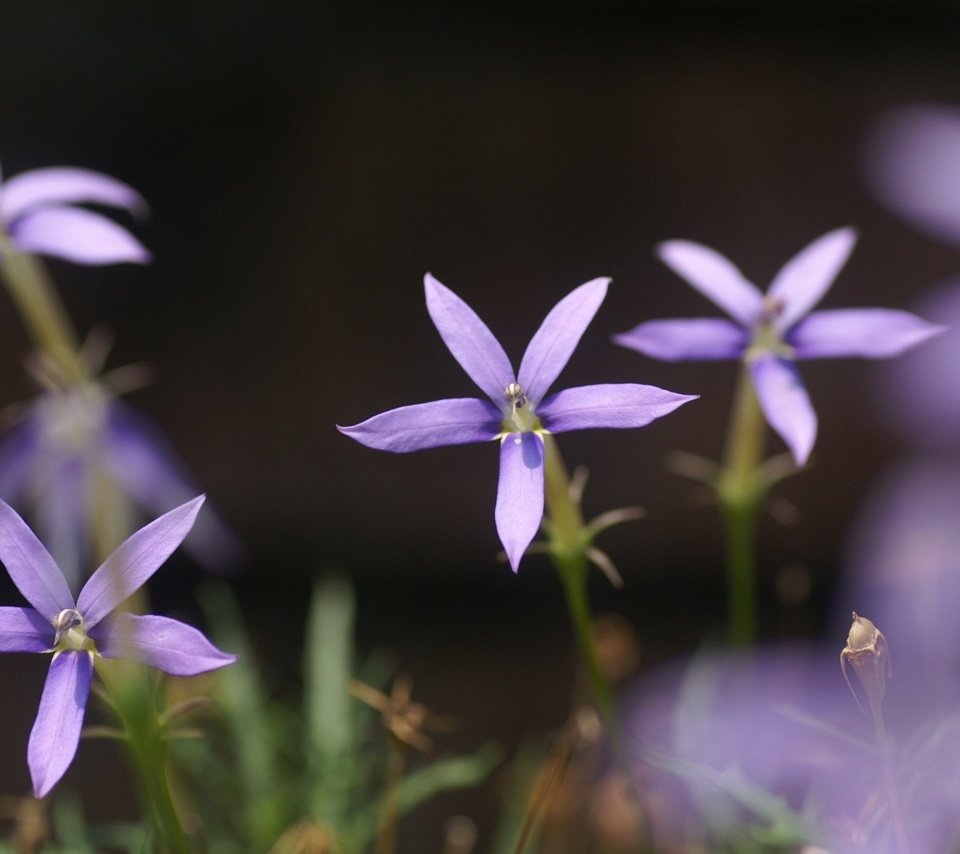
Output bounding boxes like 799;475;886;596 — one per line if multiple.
104;402;244;571
338;398;502;452
0;167;147;222
0;499;74;619
91;613;235;675
789;308;947;359
865;105;960;247
537;384;698;433
28;651;92;798
0;416;40;502
748;356;817;466
77;496;204;628
33;456;88;591
0;606;53;652
518;278;609;404
495;433;544;572
613;317;747;361
10;207;151;265
424;274;515;404
766;228;857;331
656;240;763;326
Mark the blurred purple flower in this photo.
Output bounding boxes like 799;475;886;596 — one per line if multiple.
839;457;960;710
339;274;696;571
864;104;960;249
627;645;960;852
0;495;235;797
614;228;943;465
0;381;242;586
0;166;150;265
878;279;960;451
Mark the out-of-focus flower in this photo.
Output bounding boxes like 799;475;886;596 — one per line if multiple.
0;377;242;586
614;229;944;465
0;496;235;797
0;166;150;265
880;278;960;451
338;274;695;570
839;457;960;712
864;104;960;248
627;645;960;852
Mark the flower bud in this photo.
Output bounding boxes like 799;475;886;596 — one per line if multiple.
840;611;891;714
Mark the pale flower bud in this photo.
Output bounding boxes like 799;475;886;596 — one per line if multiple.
840;611;891;714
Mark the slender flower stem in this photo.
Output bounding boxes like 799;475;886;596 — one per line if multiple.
96;659;190;853
716;365;766;646
542;436;655;850
542;436;613;716
870;705;911;854
0;237;88;384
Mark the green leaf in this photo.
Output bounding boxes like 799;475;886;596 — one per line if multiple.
305;573;357;826
195;583;289;846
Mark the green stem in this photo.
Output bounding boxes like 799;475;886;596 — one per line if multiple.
554;552;613;716
96;659;190;853
721;502;758;647
541;436;624;750
717;366;766;646
0;238;88;384
542;436;654;849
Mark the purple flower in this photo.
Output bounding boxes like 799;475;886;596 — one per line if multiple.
0;495;235;798
338;274;696;571
614;228;944;465
864;104;960;249
0;166;150;265
0;381;243;586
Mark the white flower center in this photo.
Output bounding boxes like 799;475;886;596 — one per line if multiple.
502;383;540;434
53;608;92;653
747;296;795;360
37;384;108;455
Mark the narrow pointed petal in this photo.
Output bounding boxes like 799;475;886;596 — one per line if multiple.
424;274;515;404
495;433;544;572
28;652;93;798
104;403;244;571
0;417;40;502
537;384;697;433
789;308;947;359
34;456;87;591
77;496;204;628
656;240;763;326
0;167;147;222
518;278;609;403
749;356;817;466
338;398;502;452
613;318;747;361
0;606;53;652
0;500;74;619
767;228;857;330
91;613;235;675
10;207;151;265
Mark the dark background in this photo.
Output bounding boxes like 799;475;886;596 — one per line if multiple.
0;0;959;846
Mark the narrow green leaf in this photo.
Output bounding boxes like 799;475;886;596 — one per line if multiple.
305;573;357;825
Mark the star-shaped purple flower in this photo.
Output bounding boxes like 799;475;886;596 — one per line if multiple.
0;165;150;265
0;495;235;798
0;381;243;586
339;274;696;571
614;228;945;465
